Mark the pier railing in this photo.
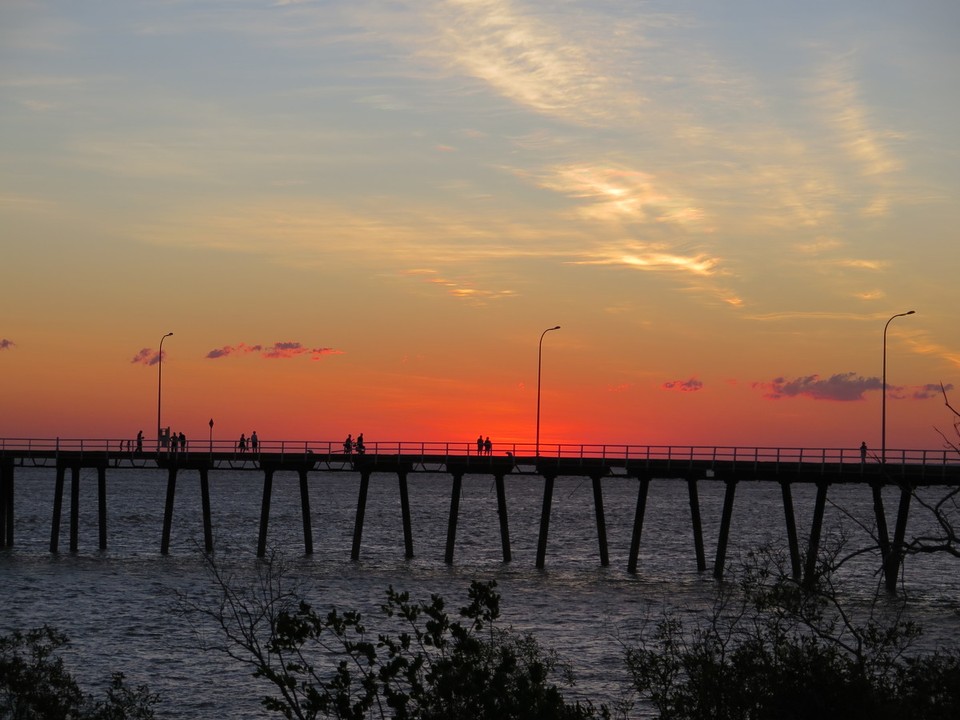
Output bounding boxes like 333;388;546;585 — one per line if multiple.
0;437;956;468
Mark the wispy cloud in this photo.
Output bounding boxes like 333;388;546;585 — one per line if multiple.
403;268;516;303
812;53;901;217
529;163;704;226
904;335;960;371
207;341;343;361
426;0;643;127
573;242;719;276
570;239;743;307
663;378;703;392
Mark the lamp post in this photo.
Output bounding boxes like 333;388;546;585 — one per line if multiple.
881;311;915;464
209;418;214;453
535;325;561;458
156;332;173;450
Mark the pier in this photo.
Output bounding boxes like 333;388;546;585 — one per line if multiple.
2;438;958;592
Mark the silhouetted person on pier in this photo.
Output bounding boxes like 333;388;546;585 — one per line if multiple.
136;430;143;454
344;434;353;454
356;433;365;454
484;436;492;456
238;433;247;453
477;435;484;455
251;431;259;453
170;432;178;453
179;432;186;452
861;441;867;463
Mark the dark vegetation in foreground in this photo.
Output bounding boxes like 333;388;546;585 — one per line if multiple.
4;544;960;719
174;543;960;720
0;625;158;719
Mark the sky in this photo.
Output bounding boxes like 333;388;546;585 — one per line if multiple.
2;0;959;453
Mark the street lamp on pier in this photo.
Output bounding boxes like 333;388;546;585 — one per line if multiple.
535;325;561;458
881;311;915;464
156;332;173;450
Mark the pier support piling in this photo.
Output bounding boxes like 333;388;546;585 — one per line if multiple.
885;484;913;593
298;469;313;555
50;465;65;552
803;481;829;588
200;467;213;553
536;474;556;569
495;473;512;562
70;466;80;552
688;479;707;573
160;465;178;555
780;481;801;580
1;459;13;548
399;471;414;559
445;473;463;564
591;475;609;567
713;479;738;580
871;483;893;588
351;471;371;561
257;469;274;558
98;466;107;551
627;477;650;574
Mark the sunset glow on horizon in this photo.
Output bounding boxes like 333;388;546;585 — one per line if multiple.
2;1;958;452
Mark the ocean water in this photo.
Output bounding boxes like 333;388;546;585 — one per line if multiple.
2;466;959;718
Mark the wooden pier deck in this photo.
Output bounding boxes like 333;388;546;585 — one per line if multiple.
2;439;958;593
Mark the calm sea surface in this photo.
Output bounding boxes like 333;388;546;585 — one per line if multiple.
2;466;959;717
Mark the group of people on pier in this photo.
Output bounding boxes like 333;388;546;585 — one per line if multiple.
343;433;365;454
476;435;493;455
237;431;259;453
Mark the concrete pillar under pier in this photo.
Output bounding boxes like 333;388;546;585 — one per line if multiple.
495;473;511;562
871;482;892;588
398;471;414;560
803;481;829;588
160;465;178;555
0;459;13;548
50;465;65;552
351;470;371;561
627;477;650;574
70;466;80;552
445;472;463;564
780;480;801;581
98;466;107;551
713;479;738;580
688;479;707;573
885;484;913;593
535;474;556;569
200;467;213;553
298;469;313;555
257;468;274;558
591;475;609;567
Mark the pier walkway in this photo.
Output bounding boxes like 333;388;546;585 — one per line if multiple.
2;438;958;593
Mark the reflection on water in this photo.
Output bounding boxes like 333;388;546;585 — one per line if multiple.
2;468;959;717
